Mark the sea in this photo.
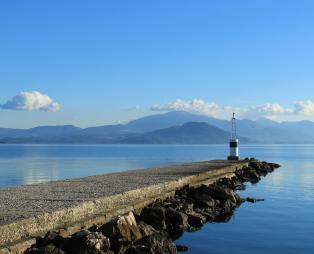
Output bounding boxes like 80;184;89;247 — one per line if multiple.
0;144;313;253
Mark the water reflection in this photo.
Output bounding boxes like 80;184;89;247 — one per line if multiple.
0;144;229;187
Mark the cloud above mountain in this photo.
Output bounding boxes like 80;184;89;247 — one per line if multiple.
151;99;314;120
294;100;314;116
243;103;292;119
151;99;233;118
244;100;314;119
0;91;61;112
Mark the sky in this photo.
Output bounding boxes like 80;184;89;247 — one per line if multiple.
1;0;314;128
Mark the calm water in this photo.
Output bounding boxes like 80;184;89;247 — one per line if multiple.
0;144;313;253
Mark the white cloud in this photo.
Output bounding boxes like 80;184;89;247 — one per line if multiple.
244;100;314;120
151;99;233;118
151;99;314;121
0;91;61;112
293;100;314;116
244;103;293;119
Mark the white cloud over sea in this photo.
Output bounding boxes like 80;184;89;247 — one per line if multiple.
0;91;61;112
151;99;314;121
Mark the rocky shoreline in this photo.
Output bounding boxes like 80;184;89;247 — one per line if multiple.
25;159;280;254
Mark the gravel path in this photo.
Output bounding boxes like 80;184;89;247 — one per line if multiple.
0;160;238;225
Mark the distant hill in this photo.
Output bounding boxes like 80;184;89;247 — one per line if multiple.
2;111;314;143
124;111;220;132
0;125;81;139
119;122;250;144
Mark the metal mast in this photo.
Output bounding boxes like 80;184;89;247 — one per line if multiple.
231;112;237;140
228;112;240;160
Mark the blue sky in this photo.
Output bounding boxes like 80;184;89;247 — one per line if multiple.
1;0;314;128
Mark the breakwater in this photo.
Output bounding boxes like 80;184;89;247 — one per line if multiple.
0;160;280;254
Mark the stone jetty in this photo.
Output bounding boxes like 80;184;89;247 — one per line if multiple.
0;159;280;254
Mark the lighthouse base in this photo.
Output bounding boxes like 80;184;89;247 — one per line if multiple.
228;155;240;161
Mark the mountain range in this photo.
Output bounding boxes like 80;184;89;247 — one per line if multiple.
1;111;314;144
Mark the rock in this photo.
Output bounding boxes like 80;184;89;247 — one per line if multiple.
124;244;154;254
99;212;142;242
44;244;65;254
25;248;40;254
246;197;265;203
138;221;157;238
213;210;234;223
217;178;237;189
140;206;166;230
234;193;245;205
233;180;246;190
175;186;190;199
135;232;177;254
116;212;142;242
98;212;142;252
178;201;194;214
176;244;188;252
36;230;68;249
164;207;189;239
65;230;111;254
187;212;206;229
165;208;189;229
88;225;99;232
219;199;236;213
269;162;281;169
243;169;261;183
37;244;65;254
192;188;215;208
164;200;182;211
98;221;118;240
193;208;214;222
251;162;262;168
205;185;237;203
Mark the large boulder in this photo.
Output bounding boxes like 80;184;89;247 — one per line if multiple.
186;212;206;229
134;231;177;254
165;208;189;229
124;245;154;254
26;244;65;254
245;169;261;183
99;212;141;242
177;201;194;214
190;186;216;208
217;178;237;189
165;207;189;239
269;162;281;169
193;208;214;222
66;230;111;254
140;206;166;231
116;212;142;242
98;212;142;252
36;230;69;250
137;221;157;238
205;185;237;203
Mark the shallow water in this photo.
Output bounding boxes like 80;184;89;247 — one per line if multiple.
0;144;233;187
0;144;313;253
176;145;314;253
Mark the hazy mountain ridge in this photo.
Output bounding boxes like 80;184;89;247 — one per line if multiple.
119;122;250;144
1;111;314;143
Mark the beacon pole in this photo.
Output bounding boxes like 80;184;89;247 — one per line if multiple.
227;112;240;160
